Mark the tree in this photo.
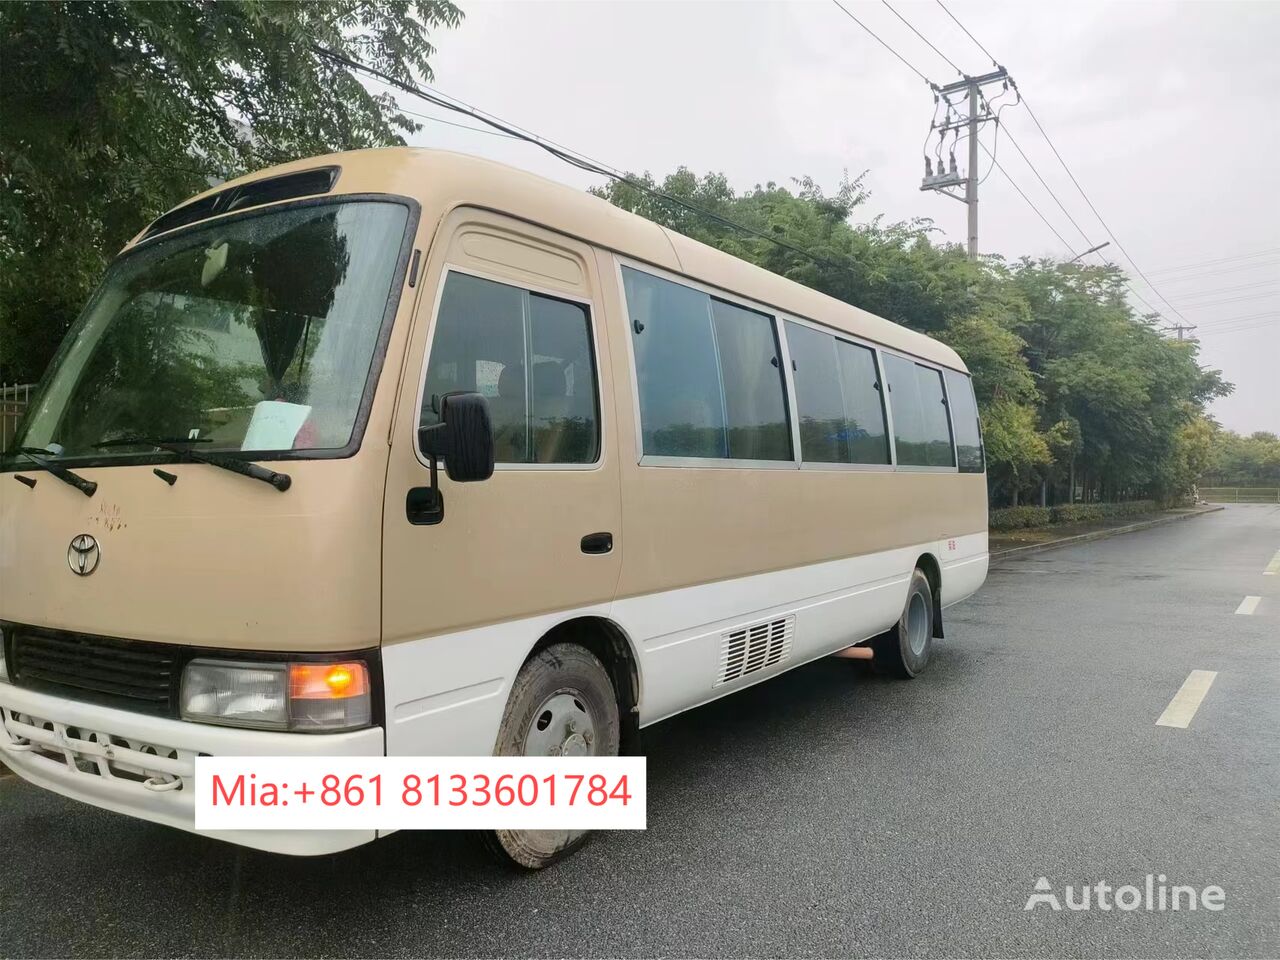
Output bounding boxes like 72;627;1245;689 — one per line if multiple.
0;0;462;384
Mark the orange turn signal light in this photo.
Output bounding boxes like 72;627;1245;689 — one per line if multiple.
289;662;370;700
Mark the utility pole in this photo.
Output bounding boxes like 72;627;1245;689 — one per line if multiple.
966;79;979;259
1163;323;1197;341
920;68;1010;261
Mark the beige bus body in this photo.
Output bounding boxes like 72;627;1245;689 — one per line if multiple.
0;148;987;854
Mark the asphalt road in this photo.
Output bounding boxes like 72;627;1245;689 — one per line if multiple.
2;505;1277;958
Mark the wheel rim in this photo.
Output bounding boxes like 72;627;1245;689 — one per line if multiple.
907;592;929;657
524;691;597;757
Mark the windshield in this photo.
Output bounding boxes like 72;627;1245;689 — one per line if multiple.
9;200;409;462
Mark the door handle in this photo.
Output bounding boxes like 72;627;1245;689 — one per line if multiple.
580;532;613;555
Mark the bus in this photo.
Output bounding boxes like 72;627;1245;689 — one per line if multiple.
0;148;987;868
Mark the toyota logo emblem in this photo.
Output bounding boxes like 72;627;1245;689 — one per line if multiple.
68;534;101;576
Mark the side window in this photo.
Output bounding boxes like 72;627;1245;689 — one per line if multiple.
624;267;725;458
624;266;790;461
785;321;891;465
420;272;599;464
915;364;956;467
944;368;984;473
710;299;791;460
785;321;848;463
835;340;891;465
883;353;926;466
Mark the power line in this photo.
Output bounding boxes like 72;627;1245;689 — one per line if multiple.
935;0;1201;330
1154;259;1280;285
1175;291;1280;309
1182;316;1274;335
1016;96;1194;326
1196;319;1279;336
881;0;964;76
978;141;1077;255
1146;246;1280;276
312;43;855;275
393;102;521;139
1000;125;1100;252
1168;279;1280;300
830;0;936;87
936;0;1000;67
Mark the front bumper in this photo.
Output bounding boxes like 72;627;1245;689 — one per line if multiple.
0;681;384;855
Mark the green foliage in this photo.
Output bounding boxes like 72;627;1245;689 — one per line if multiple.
990;500;1160;531
1205;428;1280;486
1048;500;1158;524
595;169;1232;505
988;506;1052;530
0;0;462;384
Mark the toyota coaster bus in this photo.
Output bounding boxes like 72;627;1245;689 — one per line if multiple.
0;148;988;868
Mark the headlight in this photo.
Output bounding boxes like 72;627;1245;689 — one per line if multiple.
180;659;371;733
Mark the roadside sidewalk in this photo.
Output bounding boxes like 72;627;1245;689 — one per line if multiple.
991;505;1224;561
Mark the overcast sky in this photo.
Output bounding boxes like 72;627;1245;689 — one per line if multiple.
392;0;1279;434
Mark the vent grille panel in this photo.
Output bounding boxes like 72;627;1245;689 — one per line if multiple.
716;616;794;686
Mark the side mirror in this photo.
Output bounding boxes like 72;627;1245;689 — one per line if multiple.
418;392;495;483
409;393;494;526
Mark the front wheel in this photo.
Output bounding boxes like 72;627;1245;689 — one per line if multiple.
872;567;934;678
483;642;620;869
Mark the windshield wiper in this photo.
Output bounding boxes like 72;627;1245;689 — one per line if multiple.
95;437;291;492
13;448;97;497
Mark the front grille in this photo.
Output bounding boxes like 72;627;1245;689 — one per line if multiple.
10;629;178;716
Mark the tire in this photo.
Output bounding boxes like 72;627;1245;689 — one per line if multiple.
872;567;934;678
482;642;621;870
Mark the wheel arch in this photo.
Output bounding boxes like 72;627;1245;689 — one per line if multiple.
914;552;945;639
525;615;643;755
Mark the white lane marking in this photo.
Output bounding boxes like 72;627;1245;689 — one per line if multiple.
1235;596;1262;616
1156;670;1218;729
1265;549;1280;576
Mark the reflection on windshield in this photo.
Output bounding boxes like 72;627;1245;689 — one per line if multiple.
12;201;408;460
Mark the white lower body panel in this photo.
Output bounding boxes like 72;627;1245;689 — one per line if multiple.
383;533;988;757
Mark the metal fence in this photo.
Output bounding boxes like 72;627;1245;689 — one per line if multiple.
1;382;33;451
1199;487;1280;503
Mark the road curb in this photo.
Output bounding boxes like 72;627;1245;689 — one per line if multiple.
991;506;1225;564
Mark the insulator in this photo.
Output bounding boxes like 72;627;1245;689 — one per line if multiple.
925;157;934;177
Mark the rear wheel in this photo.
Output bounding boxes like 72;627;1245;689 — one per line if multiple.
872;567;934;678
483;642;620;869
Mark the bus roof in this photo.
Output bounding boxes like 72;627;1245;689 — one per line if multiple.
131;147;968;373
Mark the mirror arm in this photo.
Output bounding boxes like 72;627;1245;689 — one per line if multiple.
418;421;449;491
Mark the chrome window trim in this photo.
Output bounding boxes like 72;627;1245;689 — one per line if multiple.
410;261;606;474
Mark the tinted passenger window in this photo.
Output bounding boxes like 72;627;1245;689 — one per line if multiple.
785;321;890;465
421;272;599;464
786;321;848;463
884;353;955;467
836;340;890;464
944;369;984;473
711;299;791;460
883;353;926;465
915;364;956;467
624;267;790;461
